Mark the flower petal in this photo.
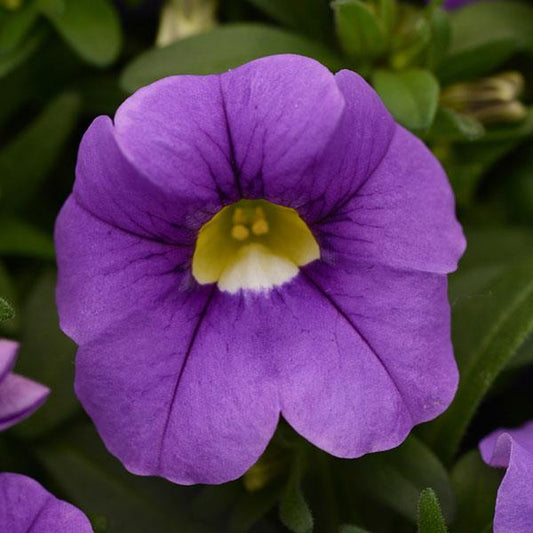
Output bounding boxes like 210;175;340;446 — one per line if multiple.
0;339;18;382
73;115;210;245
480;421;533;533
0;374;49;431
276;260;457;457
298;69;396;223
56;197;191;344
75;288;279;485
217;54;345;200
0;473;92;532
315;125;466;274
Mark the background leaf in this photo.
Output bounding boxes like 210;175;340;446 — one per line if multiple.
373;69;439;131
121;23;342;92
40;0;122;66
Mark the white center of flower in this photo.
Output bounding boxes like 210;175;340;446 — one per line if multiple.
192;200;320;293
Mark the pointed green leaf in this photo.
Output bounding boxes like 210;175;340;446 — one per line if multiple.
40;0;122;66
0;92;80;211
332;0;386;61
121;24;342;93
417;489;448;533
373;69;439;131
0;25;46;78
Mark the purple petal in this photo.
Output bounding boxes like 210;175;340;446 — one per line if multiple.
277;262;457;457
0;339;18;382
0;373;50;431
75;288;279;484
314;125;465;274
73;115;208;244
480;421;533;533
114;54;345;205
216;54;345;200
56;197;191;344
0;473;92;532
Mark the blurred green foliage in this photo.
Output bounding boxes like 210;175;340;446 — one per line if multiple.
0;0;532;532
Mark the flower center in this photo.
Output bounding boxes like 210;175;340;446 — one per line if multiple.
192;200;320;293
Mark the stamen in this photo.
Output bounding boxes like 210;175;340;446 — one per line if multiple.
252;218;269;236
231;224;250;241
232;207;247;225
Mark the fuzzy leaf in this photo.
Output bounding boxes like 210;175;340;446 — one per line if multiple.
417;489;448;533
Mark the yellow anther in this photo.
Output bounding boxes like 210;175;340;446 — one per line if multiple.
231;224;250;241
232;207;247;225
251;218;269;236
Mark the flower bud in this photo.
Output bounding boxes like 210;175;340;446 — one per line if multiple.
156;0;217;47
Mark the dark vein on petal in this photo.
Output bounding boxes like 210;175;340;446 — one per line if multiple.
157;285;217;471
25;496;53;533
300;270;413;423
218;77;244;198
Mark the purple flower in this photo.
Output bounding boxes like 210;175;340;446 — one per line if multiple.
0;339;49;431
480;421;533;533
0;473;92;532
55;54;465;484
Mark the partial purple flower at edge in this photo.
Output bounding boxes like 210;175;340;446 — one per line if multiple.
0;473;92;532
55;54;466;485
0;339;49;431
480;421;533;533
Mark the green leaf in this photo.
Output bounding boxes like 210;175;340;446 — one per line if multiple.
439;0;533;82
0;0;39;54
0;25;46;78
332;0;386;61
0;92;80;211
338;435;455;524
36;421;211;533
423;253;533;462
425;7;450;70
0;217;54;259
13;271;80;438
0;296;14;322
417;489;448;533
279;455;313;533
245;0;333;44
426;107;485;142
121;24;343;93
40;0;122;66
450;450;501;533
373;69;439;131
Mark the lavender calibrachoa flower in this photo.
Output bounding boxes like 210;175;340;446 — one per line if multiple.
0;339;49;430
55;55;465;484
480;421;533;533
0;473;93;532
